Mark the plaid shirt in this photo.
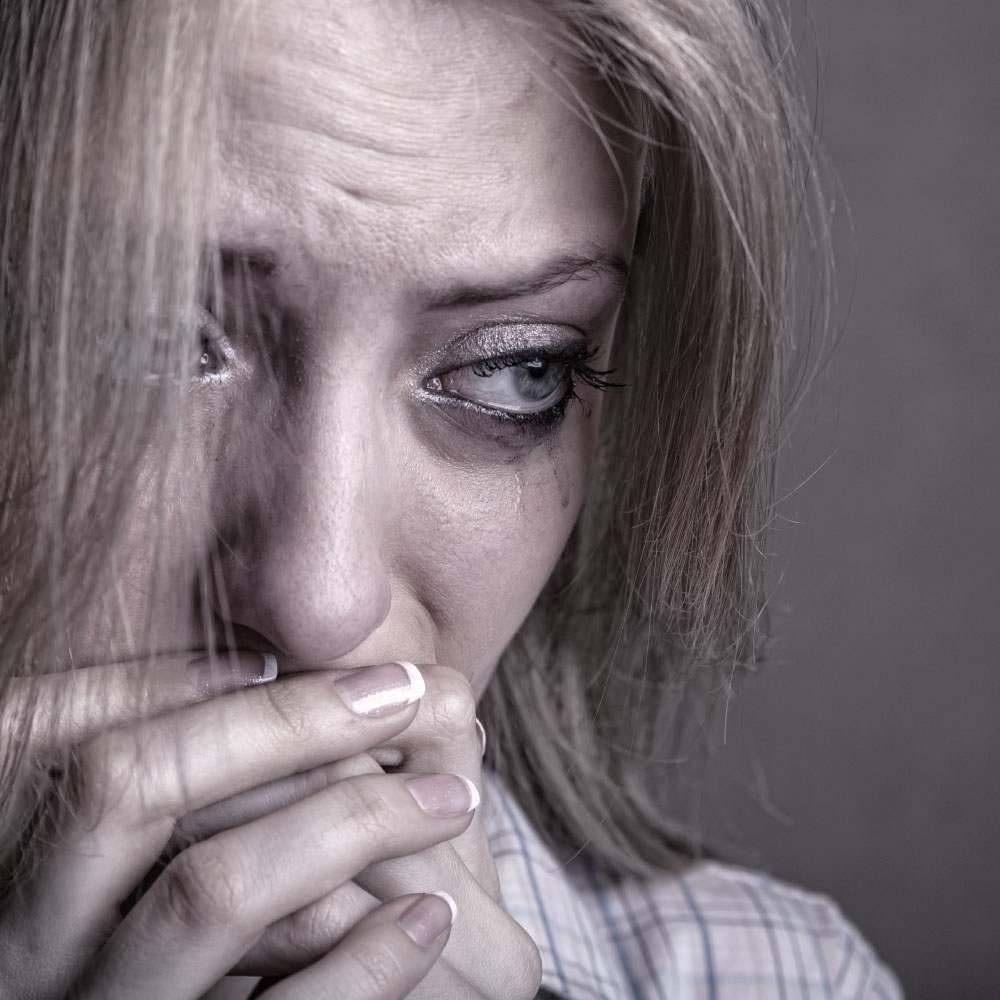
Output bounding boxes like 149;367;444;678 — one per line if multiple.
482;771;902;1000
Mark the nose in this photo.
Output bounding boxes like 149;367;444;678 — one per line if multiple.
210;369;394;666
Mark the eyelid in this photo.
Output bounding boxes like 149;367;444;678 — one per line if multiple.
194;306;235;382
419;336;616;440
421;320;591;380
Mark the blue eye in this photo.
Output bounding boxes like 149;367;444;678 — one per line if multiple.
425;344;619;426
432;356;571;414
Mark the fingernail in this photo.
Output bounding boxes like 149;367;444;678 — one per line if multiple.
334;661;424;717
404;774;479;817
187;651;278;696
397;891;457;947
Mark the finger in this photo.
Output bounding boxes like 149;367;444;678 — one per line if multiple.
270;842;539;997
170;754;382;851
247;893;484;1000
259;893;456;1000
234;880;380;976
244;893;486;1000
220;761;540;997
231;853;465;978
380;665;498;899
175;666;486;865
83;660;424;864
257;965;485;1000
178;668;495;893
240;815;538;996
74;772;477;999
3;649;278;758
358;841;541;999
0;664;424;1000
356;667;537;995
249;907;494;1000
166;670;518;994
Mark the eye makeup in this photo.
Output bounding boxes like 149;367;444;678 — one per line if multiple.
184;279;621;444
420;322;619;434
142;305;234;387
191;254;294;387
195;308;230;380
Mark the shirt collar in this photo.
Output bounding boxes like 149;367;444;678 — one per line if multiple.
481;770;633;1000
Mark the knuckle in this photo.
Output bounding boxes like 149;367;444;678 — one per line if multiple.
73;730;139;824
161;840;255;930
335;777;397;845
422;666;476;741
284;898;340;952
259;680;316;746
73;728;179;840
270;886;375;966
96;669;143;728
507;925;543;998
343;936;406;995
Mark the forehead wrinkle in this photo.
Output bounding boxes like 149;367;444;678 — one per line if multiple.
215;1;640;307
221;120;496;219
224;0;539;164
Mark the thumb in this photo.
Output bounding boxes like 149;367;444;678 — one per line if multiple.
3;649;277;757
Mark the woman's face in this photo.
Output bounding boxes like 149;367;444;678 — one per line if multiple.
99;1;639;694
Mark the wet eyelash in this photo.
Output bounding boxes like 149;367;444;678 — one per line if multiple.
465;344;622;428
472;344;619;390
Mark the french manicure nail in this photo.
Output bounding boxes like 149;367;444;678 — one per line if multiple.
404;773;479;817
397;891;457;947
333;661;425;717
187;651;277;696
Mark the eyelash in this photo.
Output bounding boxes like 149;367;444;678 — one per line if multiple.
437;344;620;429
194;319;620;430
190;308;228;380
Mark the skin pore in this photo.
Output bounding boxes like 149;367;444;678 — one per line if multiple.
1;4;651;995
88;0;641;696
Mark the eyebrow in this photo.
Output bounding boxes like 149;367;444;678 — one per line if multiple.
207;244;630;305
427;251;630;309
216;246;278;277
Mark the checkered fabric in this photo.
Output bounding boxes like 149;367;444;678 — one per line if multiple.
482;771;902;1000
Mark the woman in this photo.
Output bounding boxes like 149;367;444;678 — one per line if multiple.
0;1;900;997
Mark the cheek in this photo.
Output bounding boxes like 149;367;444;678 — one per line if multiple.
396;412;598;690
69;440;211;665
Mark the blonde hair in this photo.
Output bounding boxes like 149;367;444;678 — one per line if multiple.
483;0;828;872
0;0;827;884
0;0;220;887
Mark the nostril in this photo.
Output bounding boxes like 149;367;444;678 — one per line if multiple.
212;561;393;667
204;430;395;666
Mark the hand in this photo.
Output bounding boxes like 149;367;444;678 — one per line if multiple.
222;666;542;998
0;654;482;999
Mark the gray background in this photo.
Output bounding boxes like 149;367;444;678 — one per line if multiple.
713;2;999;998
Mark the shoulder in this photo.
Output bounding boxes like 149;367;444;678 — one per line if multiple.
482;772;901;999
583;859;903;1000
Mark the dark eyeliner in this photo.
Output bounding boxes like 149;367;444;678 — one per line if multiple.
426;342;620;431
471;344;620;393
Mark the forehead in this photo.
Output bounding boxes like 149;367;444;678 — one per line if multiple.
224;1;543;160
216;0;638;291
